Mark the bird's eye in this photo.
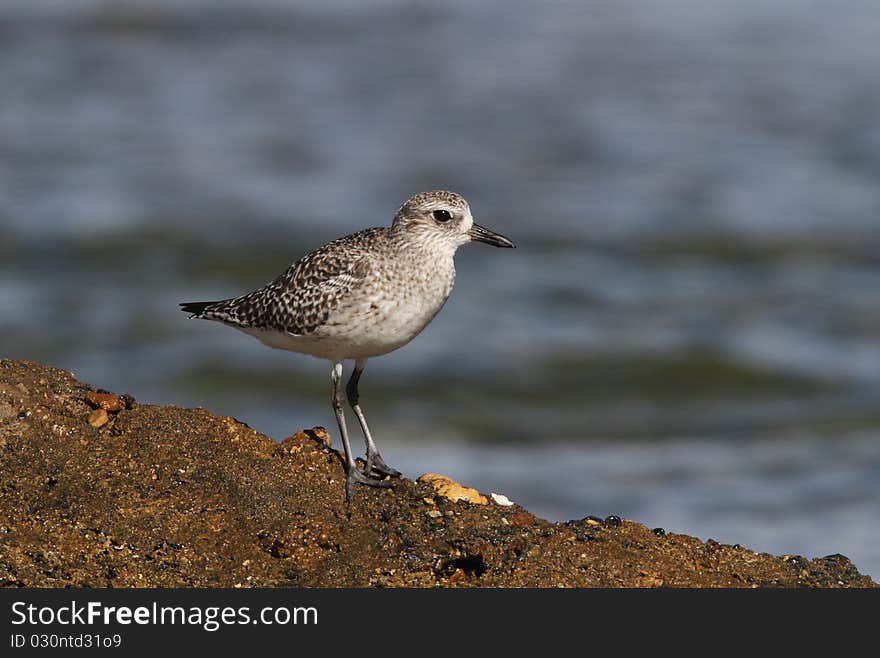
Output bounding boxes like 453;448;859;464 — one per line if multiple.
432;209;453;223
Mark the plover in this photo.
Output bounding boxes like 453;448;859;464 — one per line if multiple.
180;190;515;498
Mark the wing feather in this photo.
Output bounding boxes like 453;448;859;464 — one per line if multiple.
185;228;382;335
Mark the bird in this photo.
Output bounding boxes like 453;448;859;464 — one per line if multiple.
180;190;515;498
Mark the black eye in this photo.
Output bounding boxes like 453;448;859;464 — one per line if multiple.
432;209;452;222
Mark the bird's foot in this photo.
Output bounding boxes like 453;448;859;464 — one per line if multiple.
345;463;392;501
365;451;402;479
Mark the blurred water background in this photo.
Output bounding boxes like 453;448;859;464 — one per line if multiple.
2;0;879;579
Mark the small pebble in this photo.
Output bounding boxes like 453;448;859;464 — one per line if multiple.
584;516;603;526
88;409;109;428
309;427;332;447
490;492;514;506
85;391;124;413
652;527;666;536
417;473;488;505
785;555;808;569
426;510;442;519
603;515;622;528
292;427;332;448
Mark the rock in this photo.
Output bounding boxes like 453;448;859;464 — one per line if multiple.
87;408;109;428
85;391;124;413
604;515;622;528
0;359;875;589
289;427;332;448
490;492;514;506
417;473;489;505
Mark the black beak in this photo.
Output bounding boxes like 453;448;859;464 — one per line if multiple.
467;223;516;248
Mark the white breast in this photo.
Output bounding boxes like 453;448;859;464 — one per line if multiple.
241;255;456;362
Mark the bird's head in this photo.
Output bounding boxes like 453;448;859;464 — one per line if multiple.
391;190;515;253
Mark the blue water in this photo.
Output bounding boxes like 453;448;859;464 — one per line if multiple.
1;0;879;580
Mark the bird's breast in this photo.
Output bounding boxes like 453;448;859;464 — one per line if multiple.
317;256;455;358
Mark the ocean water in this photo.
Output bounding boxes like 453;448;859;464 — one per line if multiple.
1;0;879;579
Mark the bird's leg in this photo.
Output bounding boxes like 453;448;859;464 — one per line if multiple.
347;358;402;479
331;362;389;500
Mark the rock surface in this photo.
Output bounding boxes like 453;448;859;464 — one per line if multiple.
0;359;874;588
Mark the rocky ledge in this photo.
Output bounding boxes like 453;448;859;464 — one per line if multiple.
0;359;874;588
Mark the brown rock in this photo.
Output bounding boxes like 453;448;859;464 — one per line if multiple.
85;391;124;413
288;427;332;448
417;473;489;505
87;408;109;428
0;359;875;589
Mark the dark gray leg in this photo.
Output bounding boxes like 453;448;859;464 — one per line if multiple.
331;361;389;499
346;358;402;479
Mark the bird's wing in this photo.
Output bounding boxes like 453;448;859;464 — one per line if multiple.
183;228;383;335
277;249;375;334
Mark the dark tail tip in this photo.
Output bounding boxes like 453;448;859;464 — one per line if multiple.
179;301;215;317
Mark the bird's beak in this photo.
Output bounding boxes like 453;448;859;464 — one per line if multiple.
467;223;516;248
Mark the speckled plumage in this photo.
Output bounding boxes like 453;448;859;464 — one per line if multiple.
180;190;514;496
186;227;390;337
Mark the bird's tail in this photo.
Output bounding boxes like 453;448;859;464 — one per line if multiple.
180;300;221;318
180;298;250;328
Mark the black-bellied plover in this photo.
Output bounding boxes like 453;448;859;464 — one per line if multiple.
180;190;515;498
